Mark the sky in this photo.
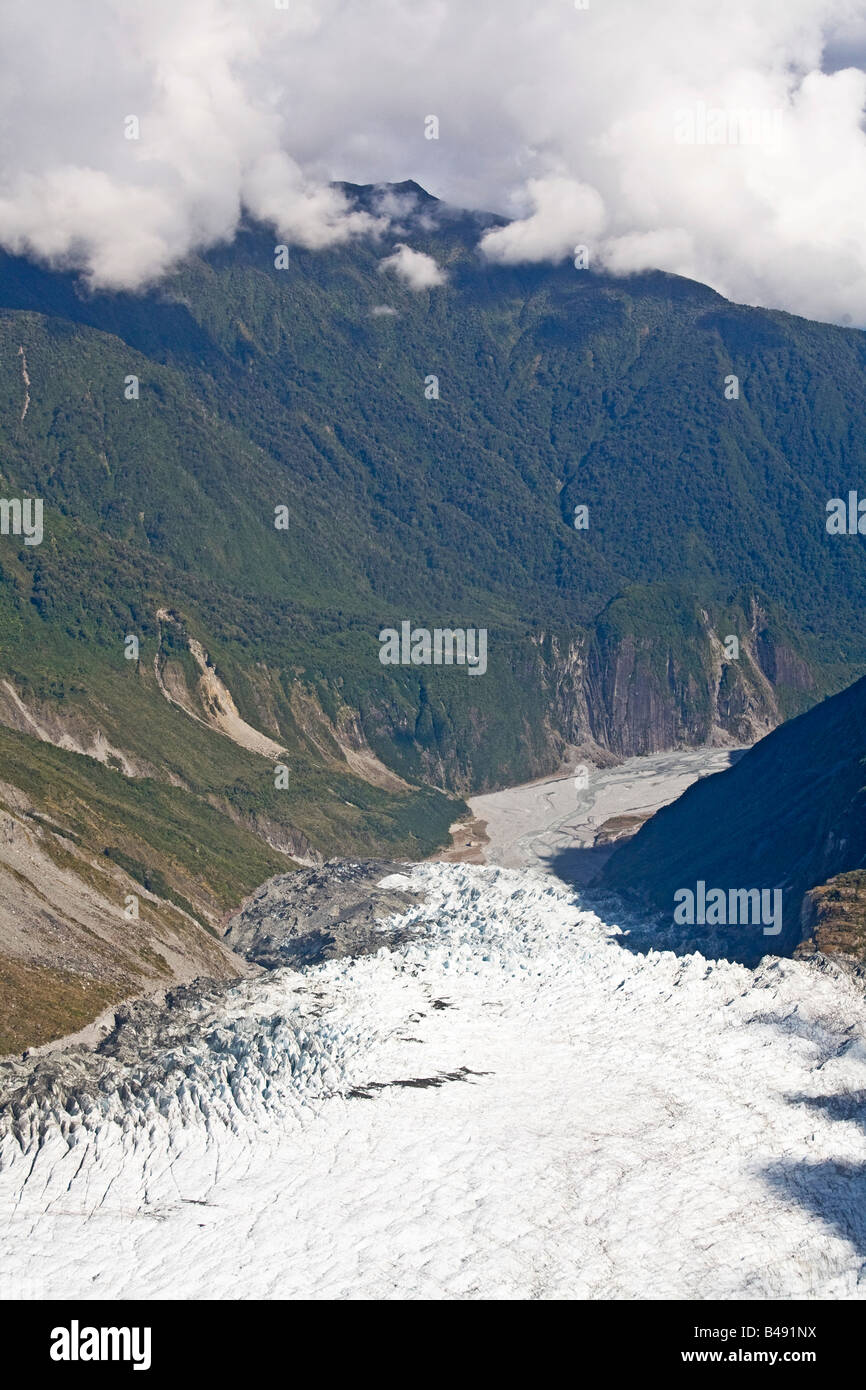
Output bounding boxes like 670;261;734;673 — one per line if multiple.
1;0;865;324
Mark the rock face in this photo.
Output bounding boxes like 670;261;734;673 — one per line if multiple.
598;674;866;960
225;860;424;969
799;871;866;962
386;598;818;800
538;596;815;762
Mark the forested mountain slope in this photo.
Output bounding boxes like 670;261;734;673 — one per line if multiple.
1;179;865;1039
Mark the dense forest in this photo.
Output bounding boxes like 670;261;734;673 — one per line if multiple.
1;181;865;868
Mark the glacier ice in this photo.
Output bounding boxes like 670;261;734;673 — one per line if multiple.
2;862;866;1300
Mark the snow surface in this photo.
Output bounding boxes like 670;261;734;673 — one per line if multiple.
2;861;866;1300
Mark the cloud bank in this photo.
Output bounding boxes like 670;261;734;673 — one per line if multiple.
1;0;865;323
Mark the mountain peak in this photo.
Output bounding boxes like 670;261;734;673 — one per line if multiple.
388;179;439;201
333;178;440;209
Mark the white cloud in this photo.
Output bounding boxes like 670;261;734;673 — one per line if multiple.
242;152;384;252
479;178;606;265
0;0;865;322
598;228;696;279
378;243;446;290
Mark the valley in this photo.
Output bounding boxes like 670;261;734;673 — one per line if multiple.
3;0;866;1323
463;747;737;881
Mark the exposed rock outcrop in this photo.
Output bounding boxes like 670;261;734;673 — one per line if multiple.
226;859;423;969
799;871;866;963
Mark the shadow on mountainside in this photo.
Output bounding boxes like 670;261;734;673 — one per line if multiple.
541;842;783;965
539;844;618;891
548;865;795;966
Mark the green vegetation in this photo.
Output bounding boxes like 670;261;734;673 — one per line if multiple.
1;182;865;874
0;956;119;1056
0;722;289;917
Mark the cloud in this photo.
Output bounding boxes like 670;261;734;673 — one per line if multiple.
596;228;697;278
242;152;384;252
378;243;446;290
0;0;865;322
479;178;606;265
0;0;384;289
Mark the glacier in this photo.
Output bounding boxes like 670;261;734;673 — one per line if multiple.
2;861;866;1300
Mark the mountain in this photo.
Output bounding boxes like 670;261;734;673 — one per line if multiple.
2;178;866;1043
598;674;866;959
